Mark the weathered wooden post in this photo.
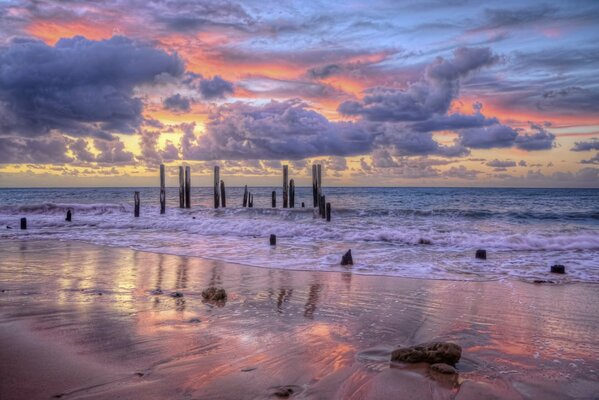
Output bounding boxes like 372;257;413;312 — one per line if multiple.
178;166;184;208
20;217;27;230
283;165;289;208
160;164;166;214
185;166;191;208
65;210;72;222
248;193;254;208
214;166;220;209
301;202;305;208
326;203;331;222
289;179;295;208
312;164;318;207
269;234;276;246
243;185;248;207
220;180;226;207
272;191;276;208
317;164;322;208
320;195;326;218
134;191;140;217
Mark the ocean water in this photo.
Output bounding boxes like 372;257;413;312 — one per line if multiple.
1;187;598;283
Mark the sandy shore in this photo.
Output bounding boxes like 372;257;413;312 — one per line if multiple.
0;240;598;399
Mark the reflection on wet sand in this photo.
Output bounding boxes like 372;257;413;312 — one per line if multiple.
0;240;598;400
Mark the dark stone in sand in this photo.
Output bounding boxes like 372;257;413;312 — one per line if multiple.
341;249;353;266
97;292;103;296
202;287;227;301
6;226;12;229
135;372;145;377
192;216;196;219
475;249;486;260
418;238;432;245
241;366;257;372
550;264;565;274
270;234;277;246
391;342;462;366
188;318;201;323
150;288;163;295
533;279;556;284
170;291;184;298
430;363;457;374
271;385;301;398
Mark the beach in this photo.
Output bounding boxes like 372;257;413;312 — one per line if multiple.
1;240;597;399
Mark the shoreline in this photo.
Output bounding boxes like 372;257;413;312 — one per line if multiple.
0;237;592;285
1;240;598;399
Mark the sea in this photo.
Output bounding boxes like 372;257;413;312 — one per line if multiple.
1;187;598;283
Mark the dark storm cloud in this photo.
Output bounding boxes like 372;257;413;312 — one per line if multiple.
0;36;184;138
580;153;599;165
163;94;192;112
338;47;498;122
181;100;374;160
198;75;235;99
409;111;498;132
0;135;72;164
138;130;180;166
307;64;343;79
93;138;135;164
571;139;599;152
154;0;254;33
458;124;518;149
375;124;469;158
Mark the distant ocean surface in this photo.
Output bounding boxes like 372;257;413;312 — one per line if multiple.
1;187;598;283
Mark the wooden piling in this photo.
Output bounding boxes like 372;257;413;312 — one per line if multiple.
220;180;226;207
249;193;254;208
283;165;289;208
178;166;184;208
269;234;276;246
289;179;295;208
312;164;317;207
134;191;140;217
214;166;220;209
20;217;26;230
160;164;166;214
320;195;326;218
185;166;191;208
301;202;305;208
243;185;248;207
326;202;331;222
66;210;72;222
316;164;322;208
272;191;276;208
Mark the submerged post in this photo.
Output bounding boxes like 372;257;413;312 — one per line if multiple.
220;180;226;207
65;209;72;222
178;166;184;208
312;164;318;207
160;164;166;214
248;193;254;208
214;166;220;209
320;195;326;218
185;166;191;209
243;185;248;207
283;165;289;208
20;217;27;230
134;191;140;217
272;191;276;208
289;179;295;208
326;202;331;222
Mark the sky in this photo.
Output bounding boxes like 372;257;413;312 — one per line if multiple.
0;0;598;187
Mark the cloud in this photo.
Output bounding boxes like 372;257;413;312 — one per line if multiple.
0;36;184;138
163;94;191;112
486;159;517;169
93;138;135;164
444;165;481;179
581;153;599;165
458;124;518;149
514;124;555;151
182;99;373;160
0;135;72;164
198;75;234;100
338;48;498;122
138;130;180;166
571;139;599;152
307;64;343;79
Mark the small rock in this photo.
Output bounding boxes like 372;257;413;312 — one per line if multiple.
170;291;184;298
150;288;163;295
241;367;257;372
391;342;462;365
475;249;487;260
341;249;353;266
533;279;555;284
135;372;144;377
418;238;432;245
97;292;103;296
271;385;300;398
550;264;565;274
6;226;12;229
188;318;201;323
202;287;227;301
192;216;196;219
431;363;457;374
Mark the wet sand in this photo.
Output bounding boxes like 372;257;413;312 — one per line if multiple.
0;240;598;399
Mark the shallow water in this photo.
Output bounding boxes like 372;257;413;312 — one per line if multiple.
1;187;598;282
0;241;598;399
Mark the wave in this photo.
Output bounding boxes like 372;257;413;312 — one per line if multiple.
0;202;129;215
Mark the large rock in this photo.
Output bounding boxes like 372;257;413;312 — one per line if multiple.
202;287;227;301
391;342;462;365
